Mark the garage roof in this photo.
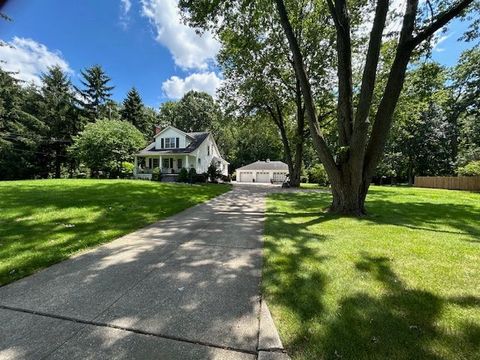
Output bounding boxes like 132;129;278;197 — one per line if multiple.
236;160;288;171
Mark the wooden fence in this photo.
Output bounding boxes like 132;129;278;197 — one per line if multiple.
414;176;480;191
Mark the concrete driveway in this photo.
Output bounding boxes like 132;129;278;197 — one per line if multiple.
0;185;286;360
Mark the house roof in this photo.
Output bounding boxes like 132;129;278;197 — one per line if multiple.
137;132;209;155
236;160;288;171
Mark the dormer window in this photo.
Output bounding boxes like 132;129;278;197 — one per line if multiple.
162;137;179;149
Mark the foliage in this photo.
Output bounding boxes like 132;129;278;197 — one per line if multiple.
453;46;480;166
379;62;456;183
177;167;189;182
207;161;222;182
70;119;145;177
158;90;221;132
457;160;480;176
152;166;162;181
264;186;480;359
188;167;197;183
120;87;156;138
307;164;329;186
120;161;134;178
77;65;114;121
0;179;231;285
38;66;82;178
0;68;46;180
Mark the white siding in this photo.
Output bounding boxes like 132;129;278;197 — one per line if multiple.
154;127;187;149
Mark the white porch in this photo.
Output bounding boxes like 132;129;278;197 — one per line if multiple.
134;154;198;179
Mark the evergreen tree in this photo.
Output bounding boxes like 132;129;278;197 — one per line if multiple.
0;68;46;179
39;66;80;178
121;87;146;131
77;65;114;121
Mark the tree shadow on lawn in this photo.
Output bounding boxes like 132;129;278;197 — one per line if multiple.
318;254;480;359
264;191;480;359
270;189;480;243
0;181;229;285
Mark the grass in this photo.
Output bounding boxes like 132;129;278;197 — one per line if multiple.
0;179;230;286
263;186;480;360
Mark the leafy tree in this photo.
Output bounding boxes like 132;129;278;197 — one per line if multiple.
70;119;145;177
379;62;456;184
77;65;114;121
453;46;480;166
159;91;221;132
180;0;476;214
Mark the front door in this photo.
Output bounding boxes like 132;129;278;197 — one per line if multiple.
162;158;170;171
177;158;182;169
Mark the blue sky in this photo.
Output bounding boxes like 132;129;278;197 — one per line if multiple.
0;0;475;108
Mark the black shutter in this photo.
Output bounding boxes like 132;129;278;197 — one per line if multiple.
161;138;164;149
170;158;173;168
176;137;179;148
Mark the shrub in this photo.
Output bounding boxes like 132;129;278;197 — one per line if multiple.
207;161;222;182
188;167;197;183
308;164;329;186
152;167;162;181
458;160;480;176
177;167;189;182
120;162;134;178
221;174;231;182
195;173;208;183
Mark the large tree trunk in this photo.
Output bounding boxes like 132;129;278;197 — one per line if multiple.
330;180;369;215
274;0;474;215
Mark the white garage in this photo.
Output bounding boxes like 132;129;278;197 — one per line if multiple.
236;160;289;183
239;171;254;182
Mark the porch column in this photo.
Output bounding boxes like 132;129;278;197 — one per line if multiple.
134;156;138;176
185;155;189;169
159;155;163;172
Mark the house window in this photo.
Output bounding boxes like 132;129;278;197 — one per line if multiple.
207;145;210;156
177;159;182;168
198;158;201;165
162;159;170;169
164;137;177;149
152;159;159;168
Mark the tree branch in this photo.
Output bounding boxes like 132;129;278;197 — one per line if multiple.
328;0;354;149
349;0;389;171
274;0;339;180
411;0;474;47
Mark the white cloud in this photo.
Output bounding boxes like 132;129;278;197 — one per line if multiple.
140;0;220;70
120;0;132;29
432;34;451;52
162;72;222;99
0;37;71;86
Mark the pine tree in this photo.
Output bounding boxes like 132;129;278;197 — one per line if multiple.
120;87;156;137
39;66;80;178
77;65;114;121
121;87;144;125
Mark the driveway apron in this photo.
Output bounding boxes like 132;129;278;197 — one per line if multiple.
0;185;284;360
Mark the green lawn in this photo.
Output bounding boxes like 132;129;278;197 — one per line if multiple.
264;186;480;360
0;179;230;285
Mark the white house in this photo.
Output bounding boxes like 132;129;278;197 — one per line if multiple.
134;125;229;180
236;160;288;183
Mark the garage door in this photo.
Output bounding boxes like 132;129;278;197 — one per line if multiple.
256;172;270;183
273;172;287;183
239;171;253;182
